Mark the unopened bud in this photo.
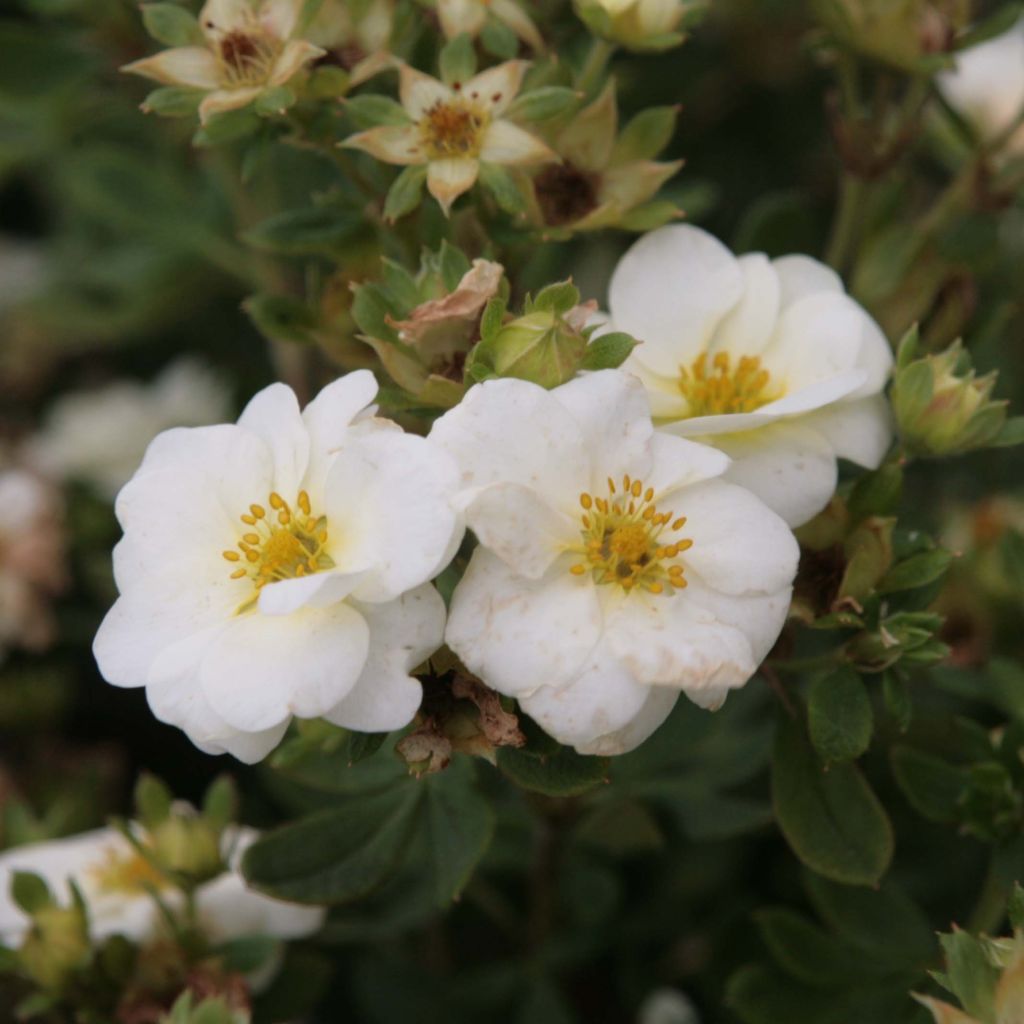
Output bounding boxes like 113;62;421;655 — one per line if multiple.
151;810;224;885
573;0;700;52
19;903;90;991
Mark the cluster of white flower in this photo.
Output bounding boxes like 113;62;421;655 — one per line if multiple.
93;226;894;761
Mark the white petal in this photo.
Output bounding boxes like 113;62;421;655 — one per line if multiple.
551;370;655;486
342;124;424;165
324;584;445;732
438;0;487;38
463;483;574;580
427;157;479;215
604;590;757;697
200;0;251;30
400;63;452;118
429;377;590;515
196;872;324;945
622;357;690;420
322;430;461;603
123;47;221;89
672;478;799;596
446;549;602;698
199;604;370;731
710;253;781;357
199;85;264;122
850;311;894;399
804;394;894;469
478;120;555;166
257;568;368;616
237;383;310;501
268;39;325;86
642;431;730;495
260;0;304;40
519;639;652;749
575;684;679;756
462;61;528;115
714;420;839;528
771;254;843;308
608;224;744;378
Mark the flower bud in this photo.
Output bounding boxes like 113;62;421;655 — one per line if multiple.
18;903;91;991
150;810;224;885
893;335;1009;457
573;0;701;52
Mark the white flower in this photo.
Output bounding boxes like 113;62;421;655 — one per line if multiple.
937;18;1024;156
93;370;461;763
306;0;395;87
124;0;325;123
0;468;66;663
604;224;894;527
0;827;322;982
342;61;556;216
435;0;544;52
27;359;233;500
430;370;798;755
638;988;701;1024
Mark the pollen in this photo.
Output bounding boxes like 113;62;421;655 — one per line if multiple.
420;99;487;159
222;488;334;606
569;475;693;594
90;846;168;896
679;351;780;417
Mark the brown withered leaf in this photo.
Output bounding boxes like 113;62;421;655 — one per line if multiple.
452;675;525;750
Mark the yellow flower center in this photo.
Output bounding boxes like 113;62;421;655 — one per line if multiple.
570;475;693;594
222;490;334;599
679;352;779;416
89;846;167;896
421;99;487;159
211;27;281;87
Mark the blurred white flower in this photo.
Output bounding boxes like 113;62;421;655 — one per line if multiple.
27;359;233;500
93;371;461;763
0;468;66;663
0;826;322;983
431;371;797;755
306;0;395;86
604;224;894;527
638;988;701;1024
124;0;325;123
937;18;1024;156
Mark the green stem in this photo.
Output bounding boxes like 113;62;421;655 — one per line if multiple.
577;37;615;96
968;849;1010;936
825;174;866;273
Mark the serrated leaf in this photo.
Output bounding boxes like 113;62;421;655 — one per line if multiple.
772;710;893;886
807;668;873;763
242;786;420;904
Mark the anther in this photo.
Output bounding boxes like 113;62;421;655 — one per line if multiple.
298;490;311;515
223;550;241;562
580;494;593;510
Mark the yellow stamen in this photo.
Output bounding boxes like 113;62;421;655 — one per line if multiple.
679;351;780;416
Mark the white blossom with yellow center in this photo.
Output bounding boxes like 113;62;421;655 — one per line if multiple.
430;371;798;755
93;371;462;763
602;224;895;527
123;0;325;123
342;61;556;216
0;826;322;963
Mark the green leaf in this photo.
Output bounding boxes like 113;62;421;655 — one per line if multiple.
772;710;893;886
617;199;681;232
141;86;204;117
242;786;420;904
992;415;1024;448
214;934;280;974
1008;882;1024;931
346;732;389;765
384;165;427;223
244;293;319;345
726;964;845;1024
579;331;638;371
11;872;52;915
202;776;238;830
939;929;999;1021
497;744;609;797
140;3;205;46
254;85;296;116
344;94;411;129
575;800;664;855
532;280;579;314
803;873;935;967
613;106;679;163
877;549;954;594
846;464;902;524
242;206;361;255
0;21;93;101
807;668;873;764
754;908;865;986
134;773;173;828
481;17;520;59
882;670;912;732
193;106;261;146
506;86;579;123
439;33;476;85
478;162;527;215
422;761;495;905
890;746;966;823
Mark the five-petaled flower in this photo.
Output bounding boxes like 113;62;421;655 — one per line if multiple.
602;224;894;527
342;61;556;215
430;370;798;755
124;0;326;123
93;371;462;763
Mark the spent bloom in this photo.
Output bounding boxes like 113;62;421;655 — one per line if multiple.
604;224;894;527
430;371;798;755
434;0;544;52
27;359;233;500
124;0;325;123
530;81;681;233
342;61;556;215
937;17;1024;156
0;468;66;663
93;371;461;763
